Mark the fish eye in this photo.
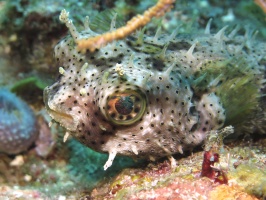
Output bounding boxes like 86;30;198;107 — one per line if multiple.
105;90;146;125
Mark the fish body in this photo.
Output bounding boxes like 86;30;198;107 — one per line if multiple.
44;18;266;169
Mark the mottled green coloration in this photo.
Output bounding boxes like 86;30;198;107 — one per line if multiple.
193;58;261;126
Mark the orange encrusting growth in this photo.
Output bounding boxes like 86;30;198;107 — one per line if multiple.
76;0;176;52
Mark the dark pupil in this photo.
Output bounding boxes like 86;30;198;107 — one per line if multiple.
115;96;134;115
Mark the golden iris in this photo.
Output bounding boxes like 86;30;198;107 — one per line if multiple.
105;90;146;125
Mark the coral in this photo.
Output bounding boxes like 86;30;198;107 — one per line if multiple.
0;88;38;154
59;0;176;52
86;136;266;199
89;153;261;200
254;0;266;13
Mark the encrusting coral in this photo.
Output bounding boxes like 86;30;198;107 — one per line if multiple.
89;150;264;200
0;88;38;154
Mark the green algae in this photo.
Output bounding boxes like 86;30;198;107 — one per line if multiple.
11;76;47;92
193;58;261;127
231;164;266;198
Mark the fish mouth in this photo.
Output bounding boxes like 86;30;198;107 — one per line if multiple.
43;86;76;132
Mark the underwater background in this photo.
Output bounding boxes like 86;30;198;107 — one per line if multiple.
0;0;265;199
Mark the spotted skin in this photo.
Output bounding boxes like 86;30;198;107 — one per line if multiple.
44;21;266;169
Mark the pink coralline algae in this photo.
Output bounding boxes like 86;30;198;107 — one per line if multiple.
0;88;38;154
89;158;259;200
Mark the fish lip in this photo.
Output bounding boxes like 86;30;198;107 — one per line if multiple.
43;86;76;132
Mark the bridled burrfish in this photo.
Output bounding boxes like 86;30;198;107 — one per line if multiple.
44;11;266;170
